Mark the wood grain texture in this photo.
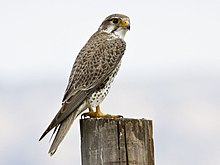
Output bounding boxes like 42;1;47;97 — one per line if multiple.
80;118;154;165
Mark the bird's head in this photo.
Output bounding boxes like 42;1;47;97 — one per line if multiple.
98;14;130;39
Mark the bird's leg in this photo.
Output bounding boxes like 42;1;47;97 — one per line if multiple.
94;105;105;117
82;105;123;118
89;107;95;113
94;105;123;118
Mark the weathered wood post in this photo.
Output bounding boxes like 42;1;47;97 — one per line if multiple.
80;118;154;165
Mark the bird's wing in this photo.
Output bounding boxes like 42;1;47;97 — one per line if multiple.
39;32;126;141
39;90;87;141
62;32;126;101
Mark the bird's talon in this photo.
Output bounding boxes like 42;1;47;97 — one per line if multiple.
81;106;123;119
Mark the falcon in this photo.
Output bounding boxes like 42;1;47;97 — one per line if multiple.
39;14;130;156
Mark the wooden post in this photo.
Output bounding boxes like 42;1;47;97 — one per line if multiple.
80;118;154;165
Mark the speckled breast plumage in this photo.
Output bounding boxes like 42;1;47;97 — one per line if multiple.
87;62;121;107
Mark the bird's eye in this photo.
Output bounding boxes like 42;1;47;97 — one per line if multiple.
112;18;119;24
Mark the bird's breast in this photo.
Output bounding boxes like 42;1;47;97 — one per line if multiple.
87;62;121;107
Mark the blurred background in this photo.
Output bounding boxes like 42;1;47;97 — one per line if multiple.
0;0;220;164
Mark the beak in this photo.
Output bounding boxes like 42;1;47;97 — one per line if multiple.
122;20;130;30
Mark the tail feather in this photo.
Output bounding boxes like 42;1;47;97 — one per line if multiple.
48;112;76;156
48;101;87;156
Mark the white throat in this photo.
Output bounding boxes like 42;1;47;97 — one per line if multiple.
100;26;128;39
113;28;128;39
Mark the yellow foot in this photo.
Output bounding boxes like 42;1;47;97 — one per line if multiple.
81;105;123;119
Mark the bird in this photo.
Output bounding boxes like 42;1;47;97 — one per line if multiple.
39;13;130;156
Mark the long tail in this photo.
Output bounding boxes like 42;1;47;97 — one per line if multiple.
48;111;76;155
48;102;87;156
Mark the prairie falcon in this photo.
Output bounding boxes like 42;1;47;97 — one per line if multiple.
39;14;130;155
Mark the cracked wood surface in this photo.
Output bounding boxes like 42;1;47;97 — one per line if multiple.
80;118;154;165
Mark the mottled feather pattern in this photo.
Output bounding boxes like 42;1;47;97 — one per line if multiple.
63;31;126;101
88;61;121;107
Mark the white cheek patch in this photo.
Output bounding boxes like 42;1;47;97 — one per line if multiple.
113;27;128;39
100;25;128;39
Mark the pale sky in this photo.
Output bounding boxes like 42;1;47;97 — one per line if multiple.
0;0;220;164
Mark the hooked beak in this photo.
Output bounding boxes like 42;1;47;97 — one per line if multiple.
122;20;130;30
